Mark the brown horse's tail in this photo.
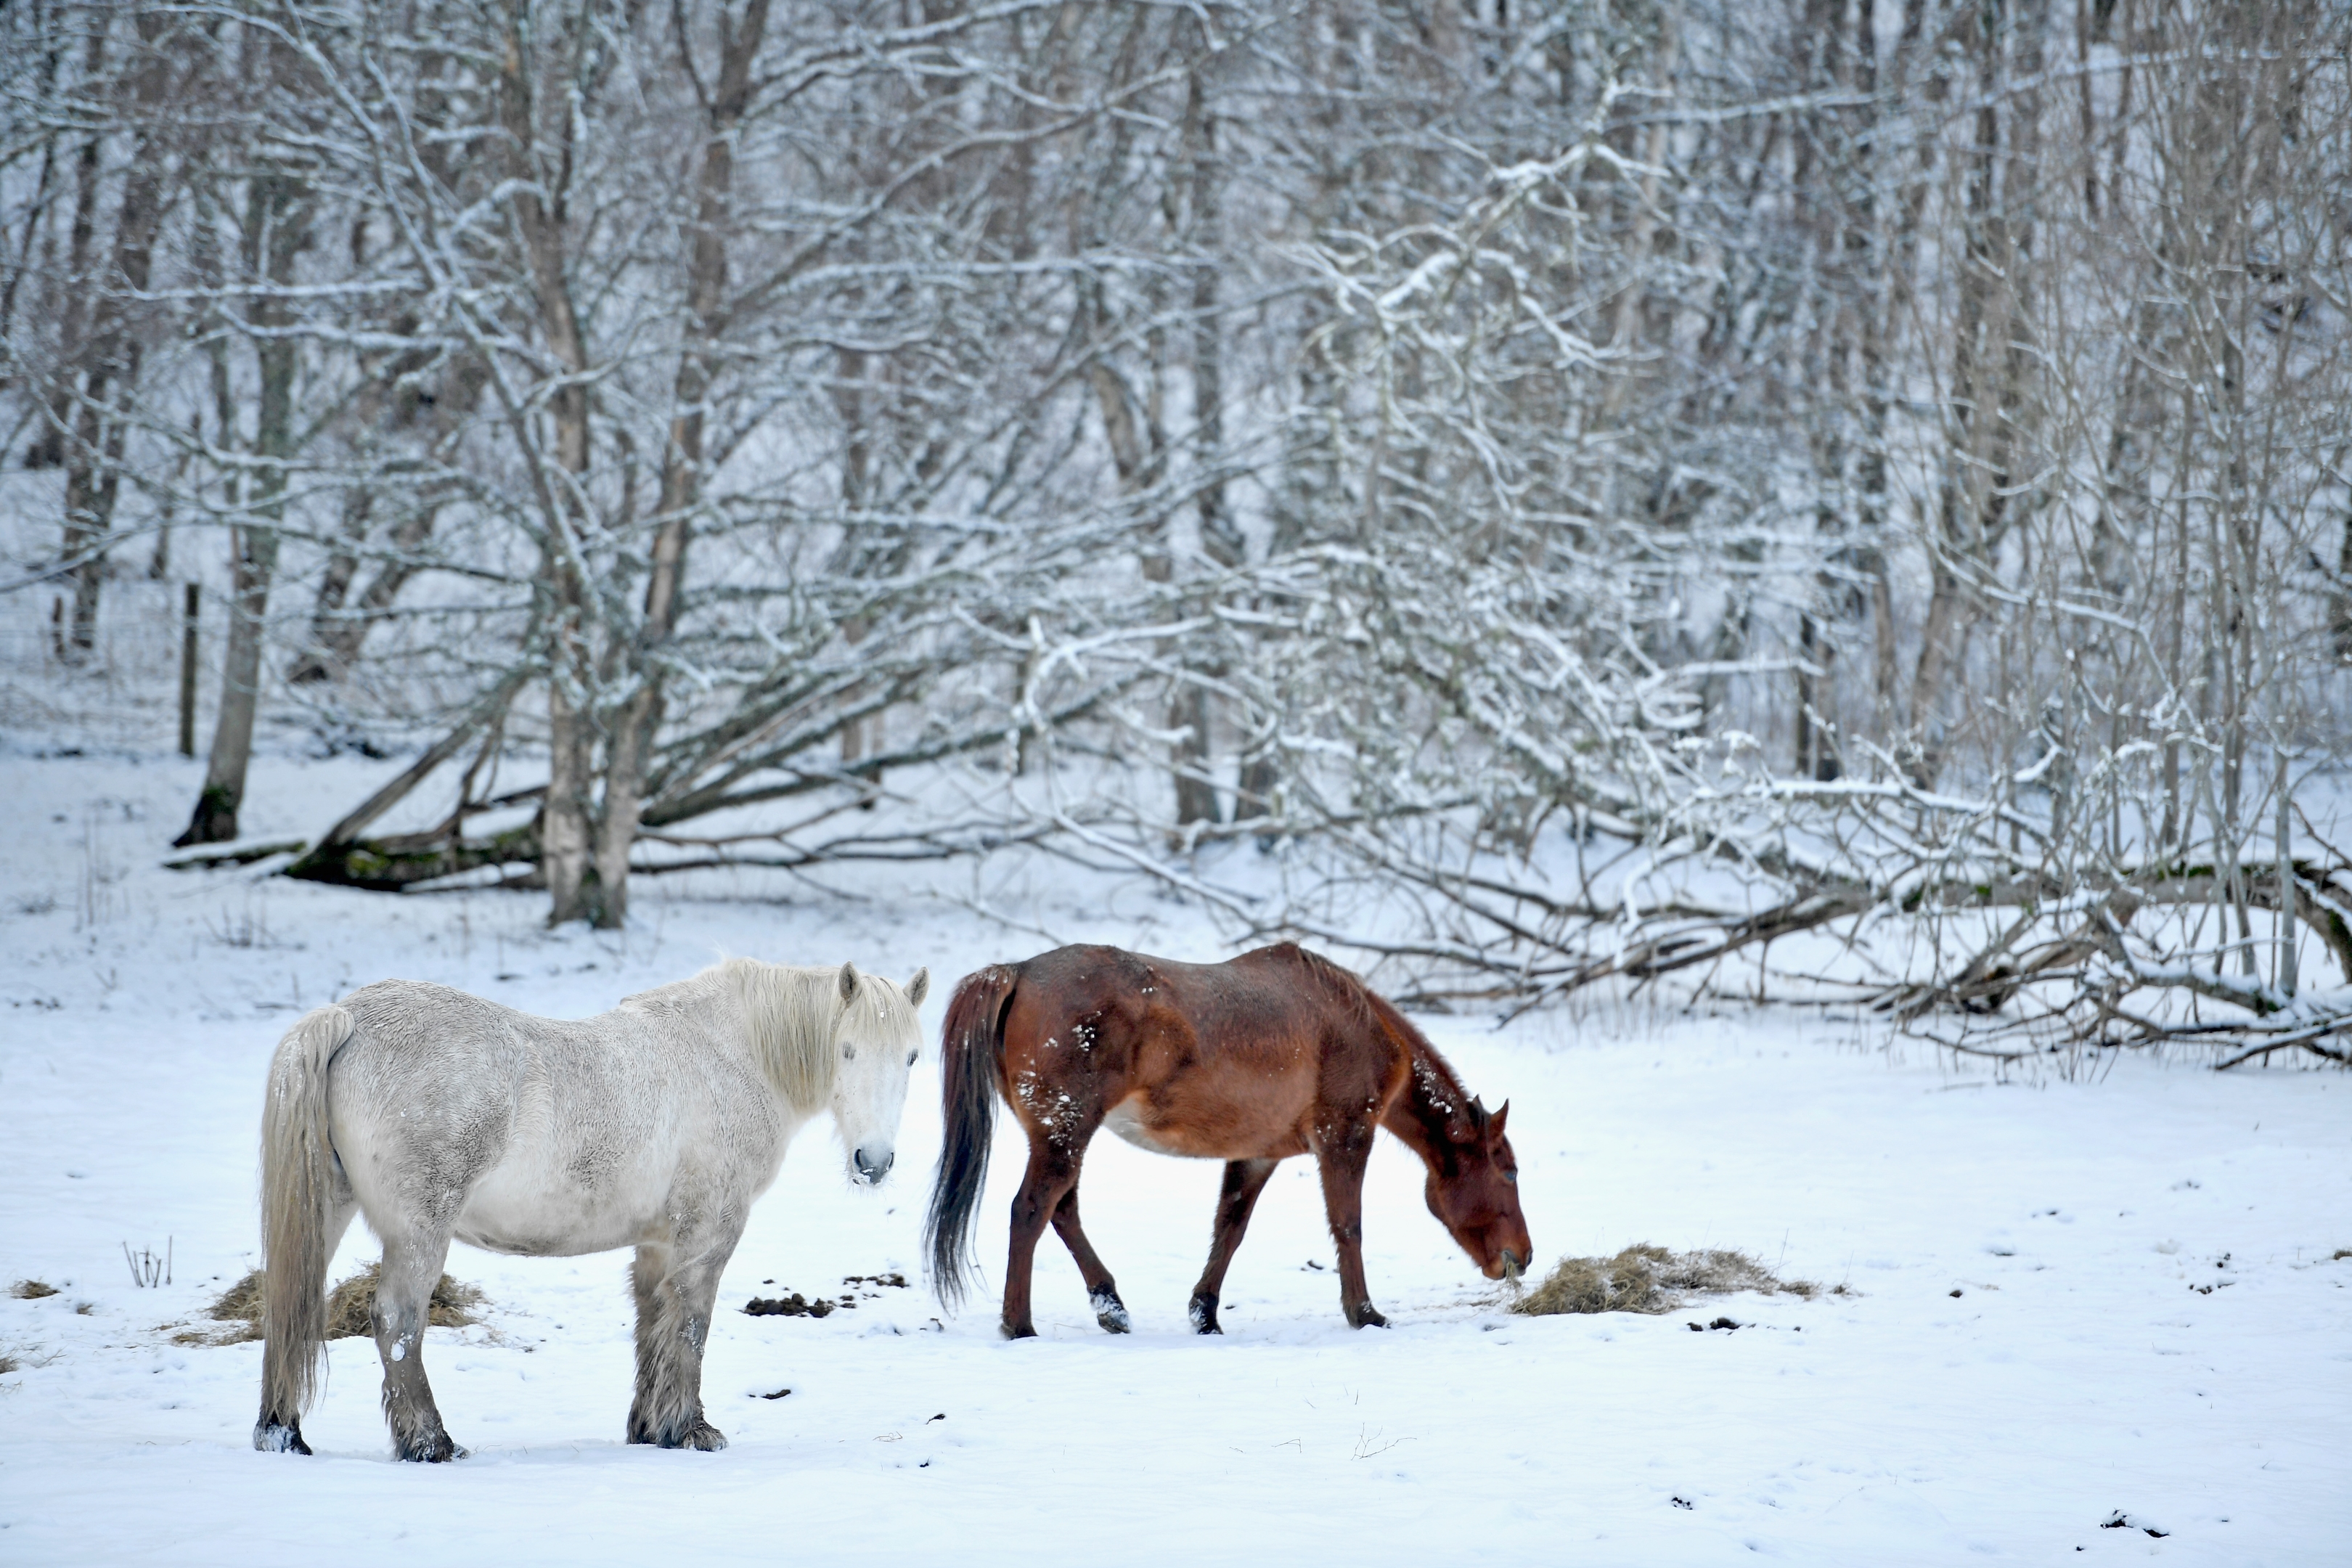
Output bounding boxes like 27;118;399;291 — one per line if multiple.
923;964;1018;1310
256;1003;354;1449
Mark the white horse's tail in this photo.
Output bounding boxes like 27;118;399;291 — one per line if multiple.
257;1004;355;1443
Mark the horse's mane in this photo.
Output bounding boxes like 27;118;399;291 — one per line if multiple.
1291;945;1480;1137
711;957;844;1113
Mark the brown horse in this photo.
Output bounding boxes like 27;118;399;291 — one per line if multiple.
923;942;1531;1337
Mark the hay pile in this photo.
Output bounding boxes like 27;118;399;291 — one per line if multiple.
197;1263;486;1344
1511;1244;1820;1317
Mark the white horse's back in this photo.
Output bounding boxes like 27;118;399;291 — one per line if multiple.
327;978;782;1259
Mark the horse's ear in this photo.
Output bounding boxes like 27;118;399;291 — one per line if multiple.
1468;1095;1488;1129
1487;1100;1510;1140
838;961;860;1002
905;967;930;1007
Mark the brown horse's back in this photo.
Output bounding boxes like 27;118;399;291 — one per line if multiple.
997;944;1405;1163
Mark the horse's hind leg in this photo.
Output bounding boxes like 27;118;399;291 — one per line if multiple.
1003;1135;1085;1339
255;1192;358;1454
626;1219;743;1450
373;1227;465;1461
1188;1158;1281;1334
1048;1180;1129;1334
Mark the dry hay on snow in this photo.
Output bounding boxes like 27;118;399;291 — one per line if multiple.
1511;1244;1821;1317
185;1264;486;1344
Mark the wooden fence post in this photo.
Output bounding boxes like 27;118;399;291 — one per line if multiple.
179;583;200;759
2277;751;2295;1000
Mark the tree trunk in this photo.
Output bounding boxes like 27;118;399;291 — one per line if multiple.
491;4;604;924
178;170;309;846
29;23;106;483
0;10;68;354
2332;441;2352;661
1908;0;2041;788
288;502;444;684
57;18;170;661
1172;61;1233;831
833;346;880;765
291;336;487;683
291;486;373;679
584;0;772;928
1794;0;1860;785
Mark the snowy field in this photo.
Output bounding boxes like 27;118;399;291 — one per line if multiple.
3;743;2350;1567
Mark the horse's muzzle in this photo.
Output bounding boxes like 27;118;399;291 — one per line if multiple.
853;1146;894;1184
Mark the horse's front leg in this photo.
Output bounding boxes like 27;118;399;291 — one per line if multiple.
1188;1157;1281;1334
375;1227;466;1461
626;1218;744;1450
1311;1125;1388;1329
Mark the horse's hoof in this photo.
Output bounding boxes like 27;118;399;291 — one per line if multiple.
663;1420;728;1452
1001;1320;1037;1340
1349;1304;1389;1329
397;1432;463;1463
253;1419;311;1455
1089;1287;1132;1334
1187;1297;1222;1335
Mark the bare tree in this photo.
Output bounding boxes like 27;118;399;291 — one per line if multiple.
6;0;2349;1071
46;9;179;660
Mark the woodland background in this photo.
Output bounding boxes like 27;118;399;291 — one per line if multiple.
4;0;2348;1064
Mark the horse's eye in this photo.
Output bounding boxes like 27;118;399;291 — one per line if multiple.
1501;1169;1517;1184
841;1042;855;1061
906;1050;918;1066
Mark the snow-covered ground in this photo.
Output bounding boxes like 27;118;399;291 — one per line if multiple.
4;741;2350;1567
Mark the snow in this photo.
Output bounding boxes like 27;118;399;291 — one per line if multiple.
4;744;2351;1566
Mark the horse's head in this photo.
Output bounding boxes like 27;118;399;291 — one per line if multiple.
1424;1098;1532;1282
830;962;930;1187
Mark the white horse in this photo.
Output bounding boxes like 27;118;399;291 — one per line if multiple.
253;957;928;1461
